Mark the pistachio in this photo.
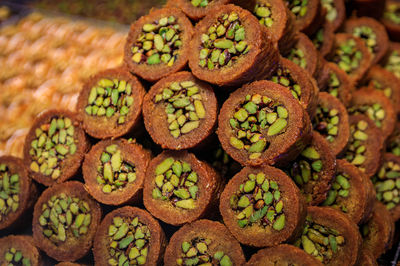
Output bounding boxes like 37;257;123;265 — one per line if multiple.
372;159;400;211
322;173;351;212
322;0;338;22
0;164;20;222
313;106;340;143
191;0;209;7
271;67;302;100
253;3;274;28
344;120;368;171
288;48;307;69
384;50;400;79
3;248;30;266
352;26;377;55
348;103;385;129
332;38;363;75
286;0;309;18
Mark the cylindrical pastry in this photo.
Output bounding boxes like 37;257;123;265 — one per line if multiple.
348;89;396;141
124;7;194;82
328;34;372;84
164;220;245;266
313;92;350;156
143;151;221;226
76;68;146;139
93;206;166;266
284;0;324;35
340;115;384;178
82;139;151;206
252;0;297;55
310;20;335;58
383;42;400;79
246;244;323;266
286;131;336;205
360;201;395;259
188;4;279;87
343;17;389;65
220;165;306;247
371;153;400;221
217;80;312;166
32;181;101;261
0;235;41;266
23;110;89;187
382;0;400;42
321;0;346;32
0;156;37;231
293;206;362;265
142;72;218;150
322;159;375;225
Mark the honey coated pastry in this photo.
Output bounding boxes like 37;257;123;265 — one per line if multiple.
124;7;194;82
220;165;306;247
217;80;312;166
310;20;335;58
166;0;232;20
32;181;101;261
143;151;221;226
0;235;41;266
382;42;400;79
82;139;151;206
284;0;324;35
321;0;346;32
343;17;389;65
76;68;146;139
188;4;279;87
142;72;218;150
386;122;400;157
164;220;245;266
93;206;166;266
23;110;89;187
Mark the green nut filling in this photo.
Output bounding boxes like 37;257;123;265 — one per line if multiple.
348;103;385;128
289;146;323;203
271;68;302;100
288;48;307;69
107;216;150;266
154;80;205;138
3;247;31;266
313;107;340;143
372;160;400;211
322;0;337;22
344;120;369;171
152;157;199;210
29;116;77;180
332;39;363;75
96;144;136;194
230;172;286;231
322;173;351;213
39;193;91;243
326;72;341;98
371;80;392;98
384;50;400;79
352;26;377;54
0;163;20;221
384;3;400;24
253;2;274;28
229;94;289;160
190;0;210;8
286;0;309;18
294;216;345;263
210;147;234;178
312;28;324;49
176;237;233;266
131;16;181;66
388;133;400;157
85;78;134;125
198;11;249;70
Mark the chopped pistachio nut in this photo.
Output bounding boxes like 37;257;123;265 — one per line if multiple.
326;72;341;98
107;216;150;266
131;15;181;66
343;120;369;172
152;158;199;210
371;80;392;98
85;78;134;126
311;28;324;49
154;80;205;138
253;2;274;28
210;146;236;178
39;193;91;243
176;237;232;266
294;216;346;263
3;248;31;266
271;67;302;100
287;48;307;69
352;26;377;54
332;39;363;75
190;0;210;8
348;103;385;128
286;0;309;18
322;173;351;213
322;0;337;22
29;116;77;179
388;133;400;157
198;11;249;69
313;107;340;143
96;144;136;194
230;172;286;231
289;146;323;202
384;3;400;24
371;160;400;211
384;50;400;79
229;94;289;159
0;163;20;222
